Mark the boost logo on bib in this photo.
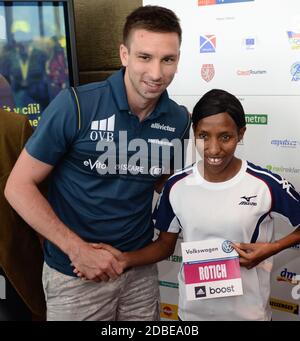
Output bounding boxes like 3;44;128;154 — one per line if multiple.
209;285;235;296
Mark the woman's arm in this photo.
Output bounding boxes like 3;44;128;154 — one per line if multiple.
233;226;300;269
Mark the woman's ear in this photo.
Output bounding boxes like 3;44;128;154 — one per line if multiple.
192;123;196;133
238;126;246;142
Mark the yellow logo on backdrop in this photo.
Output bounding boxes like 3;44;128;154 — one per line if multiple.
160;303;178;320
270;297;299;315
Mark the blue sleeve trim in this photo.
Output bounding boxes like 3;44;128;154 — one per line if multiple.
247;162;300;228
154;171;190;232
251;213;270;243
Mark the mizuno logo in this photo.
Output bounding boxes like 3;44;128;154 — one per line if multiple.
239;195;257;206
241;195;257;202
90;114;115;141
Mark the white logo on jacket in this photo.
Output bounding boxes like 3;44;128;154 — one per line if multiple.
151;122;176;132
90;114;115;141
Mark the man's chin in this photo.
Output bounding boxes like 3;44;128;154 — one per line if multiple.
142;91;163;100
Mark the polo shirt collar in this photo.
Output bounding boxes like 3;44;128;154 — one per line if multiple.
108;68;170;119
107;68;129;111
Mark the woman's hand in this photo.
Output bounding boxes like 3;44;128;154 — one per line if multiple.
232;242;278;269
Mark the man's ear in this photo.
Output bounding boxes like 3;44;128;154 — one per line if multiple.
176;50;181;73
120;44;129;67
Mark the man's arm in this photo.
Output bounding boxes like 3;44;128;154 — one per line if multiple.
4;149;123;281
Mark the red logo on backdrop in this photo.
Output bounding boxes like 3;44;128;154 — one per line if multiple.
163;306;173;317
201;64;215;82
198;0;215;5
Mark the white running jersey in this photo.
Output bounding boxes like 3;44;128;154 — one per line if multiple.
154;160;300;321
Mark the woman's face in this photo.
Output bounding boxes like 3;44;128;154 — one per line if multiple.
193;112;246;182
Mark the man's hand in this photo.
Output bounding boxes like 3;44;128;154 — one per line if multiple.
69;242;124;282
90;242;127;268
232;242;278;269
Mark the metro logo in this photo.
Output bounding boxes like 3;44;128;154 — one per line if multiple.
245;114;268;125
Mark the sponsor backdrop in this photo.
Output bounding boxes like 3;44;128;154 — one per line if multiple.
144;0;300;320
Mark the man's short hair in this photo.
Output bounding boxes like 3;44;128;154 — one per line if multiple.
123;5;182;47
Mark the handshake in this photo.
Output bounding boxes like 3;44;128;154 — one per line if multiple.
70;242;127;282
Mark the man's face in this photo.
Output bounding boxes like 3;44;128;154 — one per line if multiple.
120;29;180;105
